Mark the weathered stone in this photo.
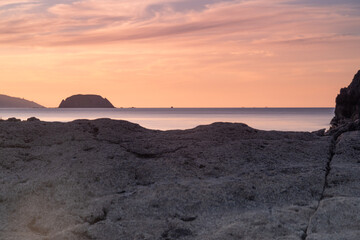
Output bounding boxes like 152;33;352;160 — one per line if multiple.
305;127;360;240
306;197;360;240
0;120;332;239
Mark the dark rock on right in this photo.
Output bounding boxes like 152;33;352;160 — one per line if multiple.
331;70;360;128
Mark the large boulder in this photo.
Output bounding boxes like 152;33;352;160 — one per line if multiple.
0;119;332;240
59;94;115;108
331;70;360;128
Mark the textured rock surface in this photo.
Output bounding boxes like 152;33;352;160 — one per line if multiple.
0;94;43;108
305;130;360;240
59;95;115;108
0;119;334;240
331;70;360;127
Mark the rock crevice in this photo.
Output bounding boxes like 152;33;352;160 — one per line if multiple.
302;133;338;240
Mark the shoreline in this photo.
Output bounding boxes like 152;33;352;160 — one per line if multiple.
0;107;334;132
0;118;357;239
0;116;331;133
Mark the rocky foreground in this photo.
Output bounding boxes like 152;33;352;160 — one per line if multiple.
0;118;358;240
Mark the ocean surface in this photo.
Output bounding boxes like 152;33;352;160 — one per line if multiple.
0;108;334;131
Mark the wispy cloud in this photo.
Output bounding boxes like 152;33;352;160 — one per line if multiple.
0;0;358;47
0;0;37;6
1;0;360;107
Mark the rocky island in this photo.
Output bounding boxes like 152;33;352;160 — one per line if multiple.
59;94;115;108
0;94;43;108
1;71;360;239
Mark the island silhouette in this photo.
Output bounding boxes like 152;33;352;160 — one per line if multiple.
0;94;43;108
59;94;115;108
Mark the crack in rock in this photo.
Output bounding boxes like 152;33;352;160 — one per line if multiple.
95;138;187;159
302;134;338;240
122;146;187;159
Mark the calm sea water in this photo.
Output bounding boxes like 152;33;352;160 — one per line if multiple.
0;108;334;131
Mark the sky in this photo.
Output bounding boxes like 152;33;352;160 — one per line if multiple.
0;0;360;107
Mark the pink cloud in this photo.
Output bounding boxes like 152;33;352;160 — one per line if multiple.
0;0;38;7
0;0;359;48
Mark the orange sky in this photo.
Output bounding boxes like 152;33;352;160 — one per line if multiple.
0;0;360;107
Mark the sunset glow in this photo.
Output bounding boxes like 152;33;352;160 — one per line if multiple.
1;0;360;107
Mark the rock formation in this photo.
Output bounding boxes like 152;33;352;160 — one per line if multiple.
0;94;43;108
59;94;115;108
0;119;344;239
331;70;360;127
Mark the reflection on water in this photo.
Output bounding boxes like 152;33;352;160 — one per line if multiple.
0;108;334;131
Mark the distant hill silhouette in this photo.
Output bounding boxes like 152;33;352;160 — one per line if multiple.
59;94;115;108
0;94;44;108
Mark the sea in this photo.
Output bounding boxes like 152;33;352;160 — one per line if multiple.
0;108;335;132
